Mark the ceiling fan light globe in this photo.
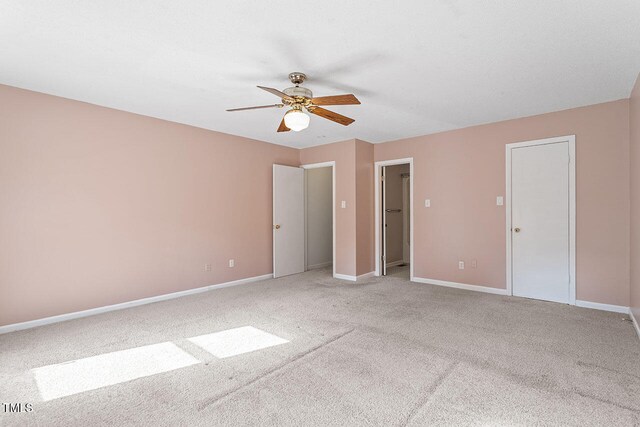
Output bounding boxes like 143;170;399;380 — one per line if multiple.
284;109;310;132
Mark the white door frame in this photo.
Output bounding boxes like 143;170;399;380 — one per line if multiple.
402;174;411;264
375;158;414;279
382;165;387;276
505;135;576;304
301;161;336;279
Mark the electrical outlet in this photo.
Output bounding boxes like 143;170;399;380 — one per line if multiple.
471;259;477;268
228;259;235;268
424;199;431;208
204;263;212;272
341;200;347;209
458;261;465;270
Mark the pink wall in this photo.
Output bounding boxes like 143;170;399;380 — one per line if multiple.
355;140;375;276
0;84;299;326
2;82;634;327
299;139;375;278
631;73;640;321
375;100;631;306
300;140;357;277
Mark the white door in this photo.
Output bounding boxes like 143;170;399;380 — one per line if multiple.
511;142;570;303
273;164;305;278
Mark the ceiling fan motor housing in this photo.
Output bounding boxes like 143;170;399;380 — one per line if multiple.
283;86;313;99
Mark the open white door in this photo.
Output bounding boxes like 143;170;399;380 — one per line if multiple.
273;165;305;278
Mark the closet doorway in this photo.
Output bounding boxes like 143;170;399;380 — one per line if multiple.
375;158;414;279
302;162;335;277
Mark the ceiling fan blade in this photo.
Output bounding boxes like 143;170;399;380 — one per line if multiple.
307;106;355;126
226;104;284;112
311;94;361;106
277;118;290;132
257;86;294;101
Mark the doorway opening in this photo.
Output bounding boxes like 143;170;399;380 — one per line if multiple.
303;163;334;275
375;158;414;279
273;162;335;279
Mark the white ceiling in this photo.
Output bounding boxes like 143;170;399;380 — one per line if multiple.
1;1;639;148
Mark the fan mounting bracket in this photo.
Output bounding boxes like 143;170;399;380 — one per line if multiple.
288;72;307;85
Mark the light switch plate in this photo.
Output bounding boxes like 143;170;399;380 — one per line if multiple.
496;196;504;206
424;199;431;208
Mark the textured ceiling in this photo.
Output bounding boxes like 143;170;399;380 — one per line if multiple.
1;0;639;148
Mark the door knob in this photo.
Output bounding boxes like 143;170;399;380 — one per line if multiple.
514;227;521;233
274;224;281;230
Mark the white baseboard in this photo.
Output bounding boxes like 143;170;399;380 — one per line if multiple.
575;300;629;314
630;309;640;339
0;273;273;335
412;277;508;295
307;261;332;270
385;260;404;268
334;273;356;281
410;280;632;313
334;271;375;282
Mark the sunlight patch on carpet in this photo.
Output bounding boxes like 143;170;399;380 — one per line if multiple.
32;342;199;401
188;326;289;358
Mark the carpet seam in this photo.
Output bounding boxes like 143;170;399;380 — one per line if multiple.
196;328;356;411
397;361;460;427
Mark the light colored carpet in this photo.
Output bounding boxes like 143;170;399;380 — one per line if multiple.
387;264;410;279
1;268;639;426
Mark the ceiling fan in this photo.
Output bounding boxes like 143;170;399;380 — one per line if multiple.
226;72;361;132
